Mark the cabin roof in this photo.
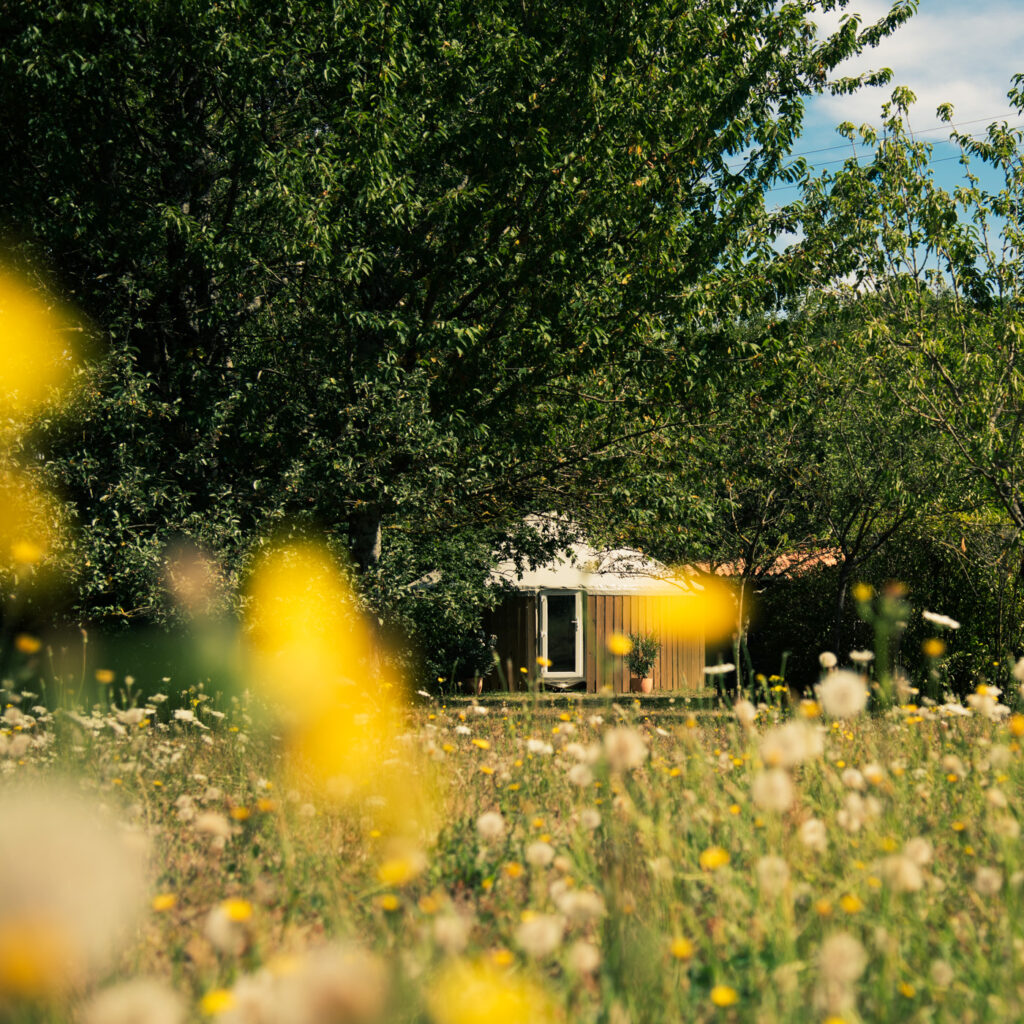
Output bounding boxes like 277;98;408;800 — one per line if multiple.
490;541;699;596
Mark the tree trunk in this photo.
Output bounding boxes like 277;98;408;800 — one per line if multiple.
831;564;852;657
349;504;382;573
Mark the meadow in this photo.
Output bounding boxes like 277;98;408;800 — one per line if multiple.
2;651;1023;1024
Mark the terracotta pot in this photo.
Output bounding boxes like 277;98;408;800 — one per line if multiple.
630;675;654;694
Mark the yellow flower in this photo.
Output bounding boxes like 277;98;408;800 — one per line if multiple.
471;739;491;751
229;806;250;821
839;894;863;914
607;633;633;656
670;937;695;960
710;985;739;1007
851;582;873;602
256;798;277;813
426;958;555;1024
922;638;946;658
536;656;552;668
151;893;176;912
899;982;916;998
0;268;78;416
94;669;116;685
200;989;236;1016
814;898;833;917
1008;714;1024;738
220;899;252;923
800;699;821;718
14;634;41;655
0;918;75;999
378;894;400;912
503;862;524;879
377;854;426;888
10;539;45;566
699;846;730;872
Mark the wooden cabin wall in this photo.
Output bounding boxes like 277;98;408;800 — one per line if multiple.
588;594;704;695
482;596;536;692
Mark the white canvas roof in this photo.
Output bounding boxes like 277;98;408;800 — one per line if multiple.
489;541;699;596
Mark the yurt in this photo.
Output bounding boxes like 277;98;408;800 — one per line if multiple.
483;538;707;694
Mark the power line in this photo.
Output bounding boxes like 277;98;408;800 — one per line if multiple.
781;110;1021;160
762;146;1017;197
723;110;1022;175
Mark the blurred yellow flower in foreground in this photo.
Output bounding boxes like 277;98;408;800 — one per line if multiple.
14;634;41;655
0;469;64;576
699;846;730;871
710;984;739;1007
660;575;736;644
606;632;632;656
427;959;556;1024
245;541;439;839
0;267;78;419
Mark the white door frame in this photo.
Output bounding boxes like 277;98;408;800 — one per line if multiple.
539;590;584;680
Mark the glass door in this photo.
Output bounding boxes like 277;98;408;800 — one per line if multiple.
541;591;582;679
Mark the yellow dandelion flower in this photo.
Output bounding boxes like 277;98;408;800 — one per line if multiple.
699;847;730;872
922;638;946;658
200;989;236;1016
670;937;695;960
220;899;252;923
378;894;400;912
899;982;916;998
471;739;491;751
151;893;176;912
503;862;524;879
710;985;739;1007
229;806;250;821
14;634;41;655
607;633;633;656
814;898;833;917
489;948;515;968
256;798;276;813
839;894;863;914
1008;714;1024;738
851;582;873;602
536;656;552;668
951;821;966;832
94;669;115;685
377;854;426;888
418;895;440;915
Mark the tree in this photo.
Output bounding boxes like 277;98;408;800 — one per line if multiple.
1;0;914;657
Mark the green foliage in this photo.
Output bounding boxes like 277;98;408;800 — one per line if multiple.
0;0;913;647
626;632;661;678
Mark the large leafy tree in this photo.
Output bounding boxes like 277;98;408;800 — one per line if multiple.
1;0;913;657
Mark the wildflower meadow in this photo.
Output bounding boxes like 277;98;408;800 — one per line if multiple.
2;565;1024;1023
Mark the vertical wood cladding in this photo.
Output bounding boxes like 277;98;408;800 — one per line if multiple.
485;592;704;693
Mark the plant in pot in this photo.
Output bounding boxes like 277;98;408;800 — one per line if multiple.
627;632;660;694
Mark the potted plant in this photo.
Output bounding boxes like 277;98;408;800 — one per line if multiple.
627;631;660;694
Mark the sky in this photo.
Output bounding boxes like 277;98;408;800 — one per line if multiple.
765;0;1024;205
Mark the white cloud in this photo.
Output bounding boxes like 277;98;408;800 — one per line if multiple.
807;0;1022;135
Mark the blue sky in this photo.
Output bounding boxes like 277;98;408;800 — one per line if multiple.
768;0;1024;205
